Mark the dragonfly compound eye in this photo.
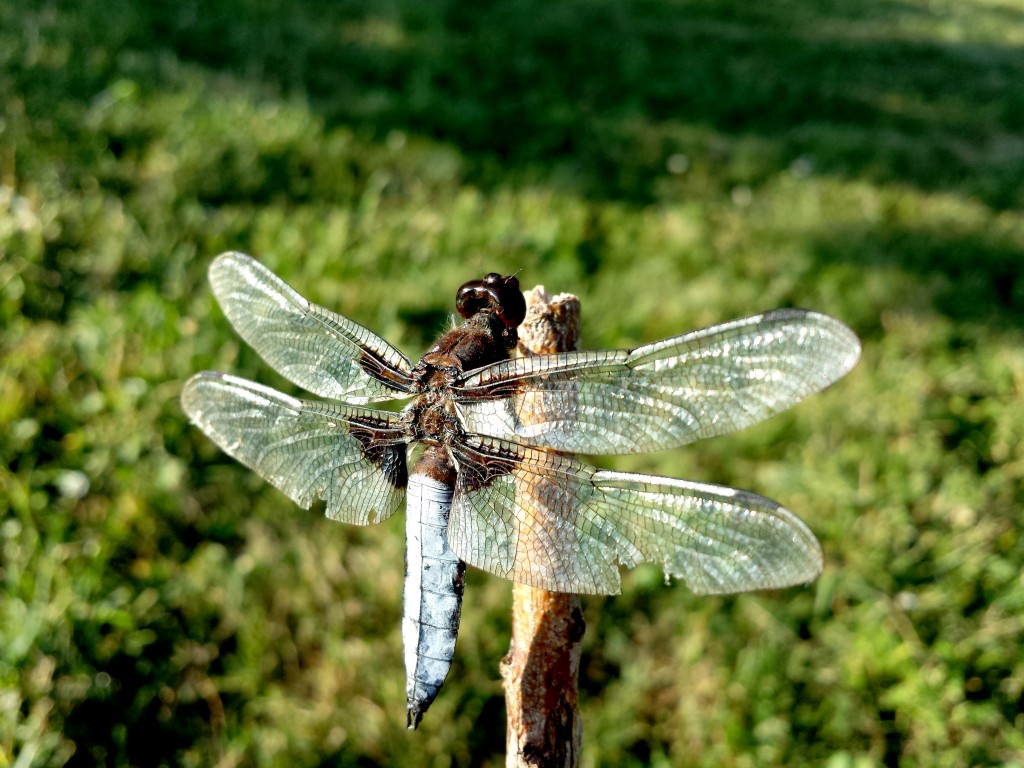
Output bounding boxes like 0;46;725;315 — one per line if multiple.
456;274;526;329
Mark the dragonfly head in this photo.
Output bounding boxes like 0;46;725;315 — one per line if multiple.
455;273;526;330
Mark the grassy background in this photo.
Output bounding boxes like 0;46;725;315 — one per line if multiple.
3;0;1024;765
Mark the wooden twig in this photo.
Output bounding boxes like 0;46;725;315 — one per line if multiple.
501;286;585;768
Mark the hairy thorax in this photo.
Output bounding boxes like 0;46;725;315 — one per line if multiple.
404;310;518;448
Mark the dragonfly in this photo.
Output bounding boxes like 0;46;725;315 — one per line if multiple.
181;252;860;729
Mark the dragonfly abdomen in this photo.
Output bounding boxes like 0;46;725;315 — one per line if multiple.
403;463;465;730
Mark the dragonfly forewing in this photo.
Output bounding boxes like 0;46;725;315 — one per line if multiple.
209;252;417;403
454;309;860;455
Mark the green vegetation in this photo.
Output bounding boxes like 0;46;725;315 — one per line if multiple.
3;0;1024;765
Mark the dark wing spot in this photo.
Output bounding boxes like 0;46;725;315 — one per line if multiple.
457;440;519;493
358;349;419;393
348;415;409;490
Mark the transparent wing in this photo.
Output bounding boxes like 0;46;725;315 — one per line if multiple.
182;372;409;525
454;309;860;455
209;251;416;403
448;436;821;595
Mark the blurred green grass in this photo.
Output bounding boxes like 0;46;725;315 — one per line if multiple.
2;0;1024;765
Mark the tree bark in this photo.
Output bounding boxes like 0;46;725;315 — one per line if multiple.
501;286;584;768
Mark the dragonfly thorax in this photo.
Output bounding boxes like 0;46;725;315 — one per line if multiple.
403;392;461;445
